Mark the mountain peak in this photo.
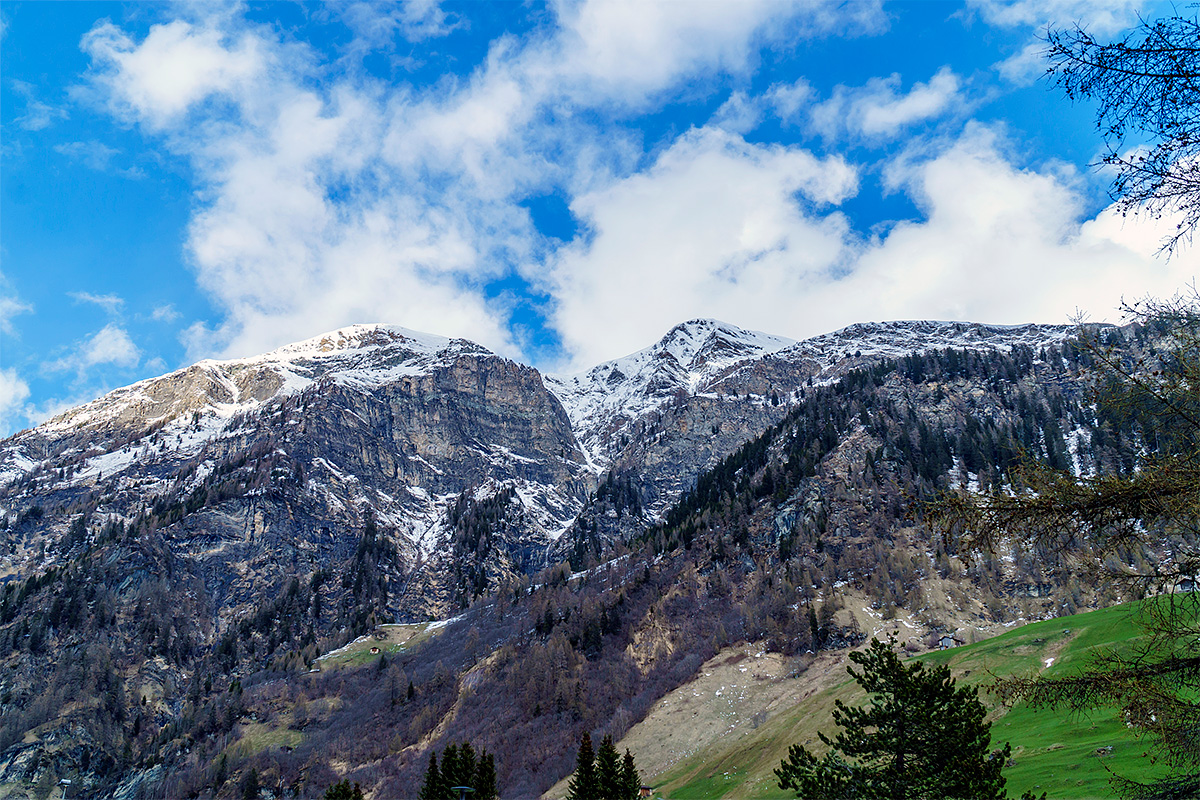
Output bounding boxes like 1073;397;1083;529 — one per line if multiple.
655;319;795;371
242;323;489;363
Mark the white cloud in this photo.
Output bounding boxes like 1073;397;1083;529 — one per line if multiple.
10;79;67;131
0;295;31;335
811;67;965;141
82;19;268;129
968;0;1149;83
69;291;125;314
151;304;181;322
46;324;141;375
968;0;1144;34
543;122;1187;367
834;125;1190;327
765;78;814;124
54;141;143;178
0;369;31;436
80;324;140;368
78;2;887;365
711;91;762;134
337;0;462;47
551;0;885;108
546;126;859;367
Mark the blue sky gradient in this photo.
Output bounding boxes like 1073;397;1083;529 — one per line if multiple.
1;0;1193;435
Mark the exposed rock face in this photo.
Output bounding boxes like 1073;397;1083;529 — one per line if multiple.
0;319;1079;617
0;325;591;620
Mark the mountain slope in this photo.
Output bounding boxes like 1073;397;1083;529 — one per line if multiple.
0;315;1127;799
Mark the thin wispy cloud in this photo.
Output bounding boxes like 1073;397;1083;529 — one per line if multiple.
11;79;67;131
69;291;125;314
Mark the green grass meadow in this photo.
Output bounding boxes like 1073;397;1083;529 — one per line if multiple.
654;600;1180;799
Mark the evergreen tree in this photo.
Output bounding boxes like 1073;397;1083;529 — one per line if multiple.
241;767;261;800
456;742;477;790
441;744;461;793
474;751;498;800
418;752;443;800
620;749;641;800
567;731;598;800
325;780;365;800
595;734;622;799
775;637;1009;800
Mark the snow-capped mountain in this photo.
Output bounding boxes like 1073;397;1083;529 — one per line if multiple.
0;316;1080;619
546;319;796;467
0;313;1119;799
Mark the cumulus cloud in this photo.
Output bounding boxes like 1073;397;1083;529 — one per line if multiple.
78;1;885;363
765;78;815;124
546;126;859;368
543;122;1186;366
47;324;141;375
0;369;31;435
811;67;966;141
74;1;1178;384
80;324;141;369
82;19;268;129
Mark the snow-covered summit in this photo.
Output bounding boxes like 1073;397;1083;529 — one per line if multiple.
779;320;1078;371
37;323;493;437
544;319;795;466
542;318;1084;469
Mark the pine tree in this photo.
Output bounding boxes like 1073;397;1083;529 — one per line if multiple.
620;749;641;800
567;731;598;800
775;637;1009;800
474;751;498;800
324;780;365;800
418;752;443;800
241;768;261;800
595;735;622;799
441;744;461;794
456;742;477;791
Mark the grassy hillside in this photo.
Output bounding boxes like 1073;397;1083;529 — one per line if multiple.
650;600;1175;799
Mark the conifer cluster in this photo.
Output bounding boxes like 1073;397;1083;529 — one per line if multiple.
417;741;498;800
566;732;641;800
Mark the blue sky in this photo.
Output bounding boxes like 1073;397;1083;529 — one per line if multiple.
0;0;1193;436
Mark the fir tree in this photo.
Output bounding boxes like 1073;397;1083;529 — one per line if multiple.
456;742;477;791
324;779;365;800
620;749;641;800
475;751;498;800
418;752;443;800
441;744;461;794
595;735;622;800
775;637;1009;800
939;295;1200;798
241;767;261;800
567;731;598;800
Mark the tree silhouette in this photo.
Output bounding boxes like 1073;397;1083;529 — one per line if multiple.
1047;15;1200;253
